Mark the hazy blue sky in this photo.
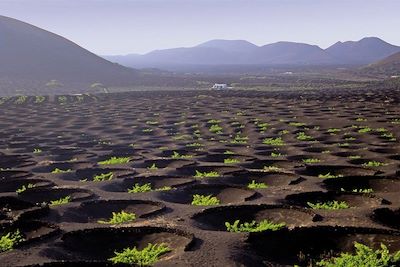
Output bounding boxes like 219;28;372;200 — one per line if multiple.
0;0;399;55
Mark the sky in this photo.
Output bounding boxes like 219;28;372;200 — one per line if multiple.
0;0;399;55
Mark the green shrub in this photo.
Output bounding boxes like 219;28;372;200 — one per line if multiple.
316;242;400;267
327;128;341;134
224;158;240;164
247;180;268;189
263;137;285;146
171;151;192;159
209;124;223;134
154;186;172;191
108;243;171;266
93;172;114;181
307;200;349;210
49;196;71;207
16;183;36;194
191;194;220;206
225;219;285;232
33;148;42;154
341;188;373;194
98;211;136;224
270;152;285;157
263;165;284;172
318;173;343;179
0;230;24;252
51;168;72;174
362;161;387;167
303;158;321;164
147;163;158;170
358;127;372;133
194;170;219;178
98;156;130;165
128;183;152;193
35;96;46;103
297;132;314;141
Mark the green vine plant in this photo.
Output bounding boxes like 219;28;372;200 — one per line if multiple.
307;200;349;210
194;170;219;178
51;168;72;174
49;196;71;207
147;163;158;171
191;194;220;206
247;180;268;189
108;243;171;266
316;242;400;267
128;183;153;193
98;156;130;165
92;172;114;182
0;230;24;252
15;183;36;194
98;211;136;224
225;219;286;233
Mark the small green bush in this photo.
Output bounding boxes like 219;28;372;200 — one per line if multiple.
318;173;343;179
0;230;24;252
263;137;285;146
51;168;72;174
316;242;400;267
297;132;314;141
108;243;171;266
98;156;130;165
303;158;321;164
171;151;192;159
93;172;114;181
263;165;283;172
194;170;219;178
247;180;268;189
33;148;42;154
147;163;158;170
225;219;285;232
362;161;387;167
224;158;240;164
98;211;136;224
128;183;152;193
191;194;220;206
16;183;36;194
209;124;223;133
307;200;349;210
49;196;71;207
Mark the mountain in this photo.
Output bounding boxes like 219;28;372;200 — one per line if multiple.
104;37;400;71
254;42;336;65
325;37;400;65
197;39;258;52
361;51;400;76
0;15;138;87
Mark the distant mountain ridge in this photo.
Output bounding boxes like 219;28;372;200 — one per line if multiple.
104;37;400;69
325;37;400;64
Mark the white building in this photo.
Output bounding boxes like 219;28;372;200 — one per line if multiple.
212;83;229;90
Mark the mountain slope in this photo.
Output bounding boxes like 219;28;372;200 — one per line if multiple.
0;15;137;84
326;37;400;65
361;51;400;76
